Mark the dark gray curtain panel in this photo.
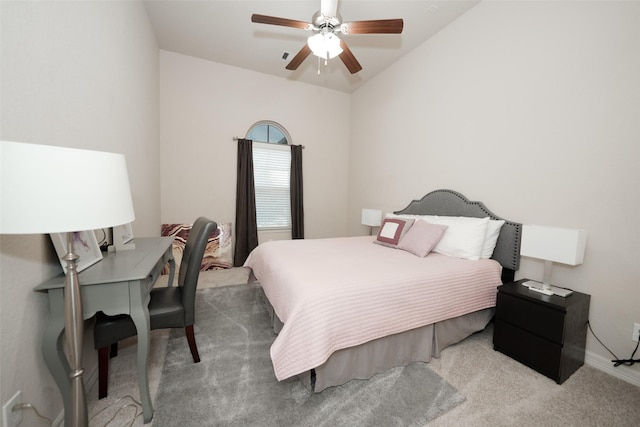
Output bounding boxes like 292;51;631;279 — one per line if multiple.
290;144;304;239
233;139;258;266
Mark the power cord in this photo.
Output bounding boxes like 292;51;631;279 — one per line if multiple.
12;403;53;426
89;394;143;427
97;228;110;252
588;321;640;367
9;394;142;427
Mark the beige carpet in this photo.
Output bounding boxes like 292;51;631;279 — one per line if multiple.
88;267;640;426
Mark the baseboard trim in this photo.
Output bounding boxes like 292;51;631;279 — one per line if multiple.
585;350;640;388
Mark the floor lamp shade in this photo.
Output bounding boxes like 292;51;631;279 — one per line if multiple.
1;140;135;427
0;140;135;234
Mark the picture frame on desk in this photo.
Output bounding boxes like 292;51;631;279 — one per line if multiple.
50;230;103;273
114;222;134;244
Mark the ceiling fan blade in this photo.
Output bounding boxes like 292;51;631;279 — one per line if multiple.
286;44;312;70
321;0;339;18
338;40;362;74
343;19;404;34
251;14;311;30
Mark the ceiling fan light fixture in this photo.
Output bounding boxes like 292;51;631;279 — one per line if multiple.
307;33;343;59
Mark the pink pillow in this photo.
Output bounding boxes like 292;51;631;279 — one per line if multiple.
397;220;449;257
374;218;415;248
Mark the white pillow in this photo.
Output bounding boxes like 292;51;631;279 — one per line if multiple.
386;213;422;222
480;220;505;259
422;216;490;260
387;213;500;260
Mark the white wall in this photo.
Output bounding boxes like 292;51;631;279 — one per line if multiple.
2;3;637;423
159;50;351;242
350;0;640;383
0;0;159;422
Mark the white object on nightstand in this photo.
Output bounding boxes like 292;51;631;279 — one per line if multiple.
521;280;574;297
520;225;587;297
361;209;382;236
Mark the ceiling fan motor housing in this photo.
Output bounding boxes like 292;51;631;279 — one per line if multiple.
311;11;342;31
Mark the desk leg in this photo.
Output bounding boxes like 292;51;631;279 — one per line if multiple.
130;284;154;423
167;257;176;287
41;289;72;427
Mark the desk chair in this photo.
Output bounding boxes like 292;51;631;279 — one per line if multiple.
93;217;217;399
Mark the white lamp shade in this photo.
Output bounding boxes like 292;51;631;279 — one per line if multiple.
307;33;343;59
361;209;382;227
0;141;135;234
521;225;587;266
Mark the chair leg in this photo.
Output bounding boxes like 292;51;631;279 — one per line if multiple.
185;325;200;363
98;346;109;399
109;342;118;358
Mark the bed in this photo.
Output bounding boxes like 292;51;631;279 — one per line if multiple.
245;189;521;392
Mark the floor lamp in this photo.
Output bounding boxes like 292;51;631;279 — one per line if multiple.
0;141;135;427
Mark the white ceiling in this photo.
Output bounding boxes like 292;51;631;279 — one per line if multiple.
143;1;480;93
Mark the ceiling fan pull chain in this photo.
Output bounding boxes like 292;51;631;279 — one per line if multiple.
317;55;321;75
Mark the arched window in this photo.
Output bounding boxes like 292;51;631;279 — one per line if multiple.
247;121;292;230
247;121;291;145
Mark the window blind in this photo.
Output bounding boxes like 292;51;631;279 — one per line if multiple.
253;143;291;230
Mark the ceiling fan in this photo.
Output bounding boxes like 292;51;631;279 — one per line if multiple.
251;0;403;74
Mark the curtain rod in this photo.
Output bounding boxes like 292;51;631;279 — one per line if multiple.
232;136;304;149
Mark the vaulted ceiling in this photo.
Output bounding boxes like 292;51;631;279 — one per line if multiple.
143;1;480;93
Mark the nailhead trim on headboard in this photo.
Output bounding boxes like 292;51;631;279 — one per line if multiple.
394;189;521;279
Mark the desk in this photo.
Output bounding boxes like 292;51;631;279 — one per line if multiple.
35;237;175;425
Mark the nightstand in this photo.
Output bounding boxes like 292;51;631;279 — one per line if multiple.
493;279;590;384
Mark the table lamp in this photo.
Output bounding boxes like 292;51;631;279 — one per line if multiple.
0;141;135;427
520;224;587;297
361;208;382;236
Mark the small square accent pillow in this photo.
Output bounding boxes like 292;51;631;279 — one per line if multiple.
397;220;449;257
374;217;415;248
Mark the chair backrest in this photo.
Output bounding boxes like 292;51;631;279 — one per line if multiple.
179;217;218;325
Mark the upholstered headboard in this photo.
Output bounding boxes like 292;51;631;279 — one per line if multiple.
394;189;521;283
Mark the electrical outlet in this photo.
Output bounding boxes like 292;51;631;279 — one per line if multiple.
2;390;22;427
633;323;640;343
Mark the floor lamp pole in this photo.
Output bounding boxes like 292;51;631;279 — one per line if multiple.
63;232;88;427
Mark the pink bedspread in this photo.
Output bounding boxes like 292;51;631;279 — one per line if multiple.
244;236;502;381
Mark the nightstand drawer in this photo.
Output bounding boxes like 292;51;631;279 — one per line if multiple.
493;281;590;384
494;319;563;381
495;292;565;343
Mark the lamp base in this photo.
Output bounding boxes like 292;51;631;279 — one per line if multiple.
63;232;88;427
523;280;574;297
108;225;136;252
107;241;136;252
527;285;554;296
